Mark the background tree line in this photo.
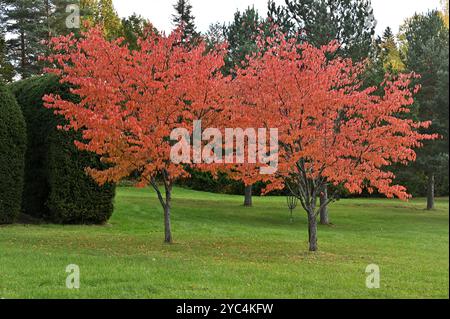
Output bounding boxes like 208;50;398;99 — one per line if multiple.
0;0;448;214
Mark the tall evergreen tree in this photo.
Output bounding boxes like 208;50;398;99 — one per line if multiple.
364;27;406;104
96;0;122;39
46;0;79;37
268;0;376;62
79;0;99;28
224;7;265;75
379;27;405;73
48;0;122;37
0;0;47;78
205;22;226;51
172;0;199;43
400;11;449;209
121;14;156;51
0;32;14;82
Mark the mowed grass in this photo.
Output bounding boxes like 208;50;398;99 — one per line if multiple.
0;186;448;299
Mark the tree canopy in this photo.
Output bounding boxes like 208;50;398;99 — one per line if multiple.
268;0;376;61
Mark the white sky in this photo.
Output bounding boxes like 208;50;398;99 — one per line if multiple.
112;0;443;36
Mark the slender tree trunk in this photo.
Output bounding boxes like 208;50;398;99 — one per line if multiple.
319;184;330;225
20;31;26;77
45;0;51;40
244;184;253;207
150;176;173;244
427;173;435;210
307;212;318;252
164;191;172;244
164;184;172;243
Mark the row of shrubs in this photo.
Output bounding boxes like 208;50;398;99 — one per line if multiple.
0;75;115;225
179;166;449;198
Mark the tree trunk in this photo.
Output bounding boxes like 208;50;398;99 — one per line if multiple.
307;212;318;252
319;185;330;225
45;0;51;40
150;177;173;244
244;184;253;207
20;31;26;77
164;184;173;243
427;173;435;210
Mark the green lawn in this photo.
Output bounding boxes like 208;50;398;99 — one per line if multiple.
0;186;448;299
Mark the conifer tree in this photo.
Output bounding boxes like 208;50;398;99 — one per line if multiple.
379;27;405;73
172;0;199;43
400;11;449;209
0;32;14;82
0;0;48;78
268;0;376;62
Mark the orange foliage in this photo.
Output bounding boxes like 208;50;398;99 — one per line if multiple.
226;32;437;200
44;27;229;187
44;28;436;201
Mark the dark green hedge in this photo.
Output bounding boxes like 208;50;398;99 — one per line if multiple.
0;84;26;224
10;75;115;224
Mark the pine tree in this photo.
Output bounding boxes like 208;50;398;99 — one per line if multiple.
48;0;122;38
172;0;199;43
400;11;449;209
121;14;156;51
0;0;48;78
379;27;404;73
45;0;79;37
0;32;14;82
267;0;295;35
268;0;376;62
80;0;99;28
224;7;265;75
205;22;226;51
96;0;122;39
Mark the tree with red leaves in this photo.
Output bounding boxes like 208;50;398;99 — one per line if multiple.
44;26;436;252
229;33;437;251
43;27;229;243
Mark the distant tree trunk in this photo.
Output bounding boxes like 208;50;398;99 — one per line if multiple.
164;184;173;243
319;184;330;225
20;31;26;77
45;0;51;40
427;173;435;210
244;184;252;207
307;212;318;252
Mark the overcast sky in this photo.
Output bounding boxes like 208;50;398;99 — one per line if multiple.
112;0;442;36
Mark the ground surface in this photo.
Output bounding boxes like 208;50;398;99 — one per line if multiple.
0;187;448;298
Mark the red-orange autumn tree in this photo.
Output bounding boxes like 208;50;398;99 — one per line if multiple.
43;27;229;243
229;33;437;251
